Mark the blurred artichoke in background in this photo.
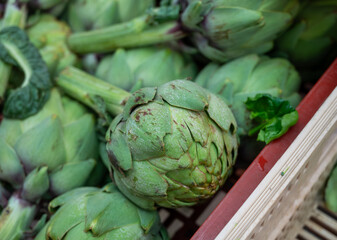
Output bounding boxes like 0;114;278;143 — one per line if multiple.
27;14;78;76
0;89;99;239
67;0;299;62
195;54;301;136
95;47;197;92
181;0;300;62
275;0;337;67
66;0;155;32
35;183;169;240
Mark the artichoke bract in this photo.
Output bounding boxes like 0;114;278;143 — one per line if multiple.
96;47;197;92
0;89;98;238
27;14;78;76
35;183;169;240
67;0;155;32
195;54;301;136
57;68;239;209
275;0;337;67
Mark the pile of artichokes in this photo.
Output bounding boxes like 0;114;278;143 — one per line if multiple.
0;0;336;239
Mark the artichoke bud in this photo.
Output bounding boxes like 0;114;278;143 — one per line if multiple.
36;183;167;240
27;14;78;75
182;0;300;62
0;195;36;240
49;159;96;196
0;139;25;188
275;0;337;67
96;47;198;92
0;89;99;199
106;80;239;209
22;167;49;202
195;54;301;136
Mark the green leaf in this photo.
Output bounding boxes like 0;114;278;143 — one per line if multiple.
246;94;298;144
0;26;52;119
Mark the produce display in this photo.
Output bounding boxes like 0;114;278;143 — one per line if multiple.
0;0;335;239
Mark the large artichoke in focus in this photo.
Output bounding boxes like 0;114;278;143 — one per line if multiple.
57;68;239;210
181;0;300;62
95;47;197;92
105;80;239;209
27;14;78;76
35;183;169;240
0;89;98;239
195;54;301;136
275;0;337;67
66;0;155;32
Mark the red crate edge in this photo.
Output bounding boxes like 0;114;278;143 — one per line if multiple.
191;58;337;240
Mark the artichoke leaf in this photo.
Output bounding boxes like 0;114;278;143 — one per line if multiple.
157;80;208;111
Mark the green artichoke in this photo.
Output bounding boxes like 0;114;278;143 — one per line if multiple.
57;67;239;209
95;47;197;92
275;0;337;67
66;0;155;32
181;0;300;62
27;14;78;76
195;54;301;136
67;0;299;62
0;89;98;239
35;183;169;240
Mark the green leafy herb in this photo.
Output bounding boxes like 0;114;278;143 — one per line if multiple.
246;94;299;144
0;26;52;119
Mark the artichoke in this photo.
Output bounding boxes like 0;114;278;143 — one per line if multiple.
95;47;197;92
195;54;301;136
0;89;99;239
67;0;299;62
27;14;78;76
275;0;337;67
66;0;155;32
35;183;169;240
57;67;239;209
181;0;300;62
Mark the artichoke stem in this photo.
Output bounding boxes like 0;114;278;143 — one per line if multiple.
0;195;36;240
68;15;185;54
57;67;130;116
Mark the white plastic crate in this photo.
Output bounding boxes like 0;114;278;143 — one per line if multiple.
216;87;337;240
